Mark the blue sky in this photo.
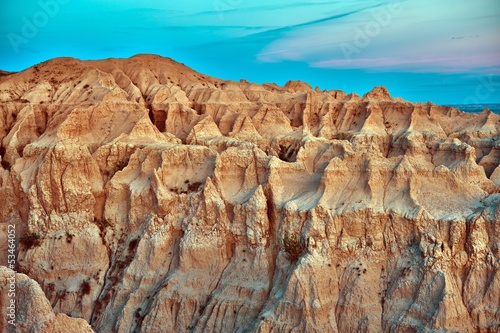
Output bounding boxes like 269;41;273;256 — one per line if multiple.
1;0;499;104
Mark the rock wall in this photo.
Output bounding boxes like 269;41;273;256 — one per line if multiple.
0;55;499;332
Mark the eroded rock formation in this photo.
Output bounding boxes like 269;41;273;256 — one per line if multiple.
0;55;499;332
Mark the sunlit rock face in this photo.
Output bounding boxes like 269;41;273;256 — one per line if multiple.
0;55;499;333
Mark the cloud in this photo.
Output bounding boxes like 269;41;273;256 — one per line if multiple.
312;55;500;74
256;0;500;73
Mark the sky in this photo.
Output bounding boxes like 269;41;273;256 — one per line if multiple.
1;0;499;104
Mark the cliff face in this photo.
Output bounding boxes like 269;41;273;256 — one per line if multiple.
0;55;499;333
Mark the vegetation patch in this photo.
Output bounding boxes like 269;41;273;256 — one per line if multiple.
19;232;42;249
81;280;91;295
170;181;204;194
283;232;306;263
94;217;111;233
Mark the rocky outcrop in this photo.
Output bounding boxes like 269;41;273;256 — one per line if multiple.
0;55;499;332
0;267;94;332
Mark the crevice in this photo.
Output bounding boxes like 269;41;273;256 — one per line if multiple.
131;229;184;333
189;249;235;332
89;222;150;331
143;95;166;132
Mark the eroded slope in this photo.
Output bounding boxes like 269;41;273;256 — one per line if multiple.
0;55;499;332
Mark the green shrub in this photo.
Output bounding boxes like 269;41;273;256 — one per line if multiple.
20;232;41;249
283;233;305;263
81;280;91;295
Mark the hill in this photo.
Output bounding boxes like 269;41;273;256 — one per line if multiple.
0;55;499;332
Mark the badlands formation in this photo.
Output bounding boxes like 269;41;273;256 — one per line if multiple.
0;55;499;332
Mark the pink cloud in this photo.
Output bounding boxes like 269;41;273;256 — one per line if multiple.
311;53;500;73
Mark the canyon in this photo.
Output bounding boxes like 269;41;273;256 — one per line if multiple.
0;55;499;332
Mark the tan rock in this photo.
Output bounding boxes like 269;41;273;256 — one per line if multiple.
0;266;94;332
0;55;499;333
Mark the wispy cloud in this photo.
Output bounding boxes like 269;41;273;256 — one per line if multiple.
257;0;500;73
312;55;500;74
2;0;499;103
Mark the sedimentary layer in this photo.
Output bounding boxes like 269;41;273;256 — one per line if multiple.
0;55;499;332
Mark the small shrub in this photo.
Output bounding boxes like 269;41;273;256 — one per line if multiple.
283;233;305;263
187;182;203;192
94;217;111;232
20;232;41;249
1;159;10;170
83;84;89;89
81;280;91;295
171;186;189;195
